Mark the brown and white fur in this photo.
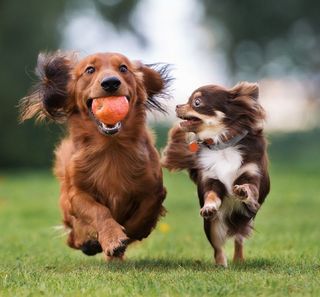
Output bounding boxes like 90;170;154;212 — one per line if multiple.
20;51;171;259
162;82;270;266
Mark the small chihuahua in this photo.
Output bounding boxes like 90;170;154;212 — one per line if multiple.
162;82;270;266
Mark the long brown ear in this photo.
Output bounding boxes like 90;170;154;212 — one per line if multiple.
19;51;77;123
138;63;173;113
230;81;259;101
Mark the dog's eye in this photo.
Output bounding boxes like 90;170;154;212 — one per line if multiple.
85;66;95;74
193;98;202;107
119;65;128;73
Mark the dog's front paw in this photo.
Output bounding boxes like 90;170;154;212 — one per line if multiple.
99;223;129;258
107;238;129;258
233;184;250;200
247;199;260;213
233;184;260;213
200;204;218;221
80;239;102;256
168;125;187;140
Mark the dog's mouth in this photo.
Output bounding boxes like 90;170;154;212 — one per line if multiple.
86;96;130;136
178;115;203;129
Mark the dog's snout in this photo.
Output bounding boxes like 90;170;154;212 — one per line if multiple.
101;76;121;92
176;104;183;110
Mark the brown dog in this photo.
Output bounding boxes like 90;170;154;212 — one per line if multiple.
20;51;171;259
162;82;270;266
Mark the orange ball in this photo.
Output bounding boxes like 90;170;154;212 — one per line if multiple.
92;96;129;125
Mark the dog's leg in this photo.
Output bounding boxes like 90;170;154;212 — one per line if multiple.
124;187;166;240
70;188;128;258
233;170;261;214
199;178;226;221
58;176;102;255
233;234;244;263
59;184;73;230
70;218;102;256
200;191;221;220
199;178;227;266
208;218;228;267
161;126;196;171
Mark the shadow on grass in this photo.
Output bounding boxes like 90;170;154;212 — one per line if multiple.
67;256;318;275
75;257;275;272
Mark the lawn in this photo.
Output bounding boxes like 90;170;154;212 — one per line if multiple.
0;132;320;296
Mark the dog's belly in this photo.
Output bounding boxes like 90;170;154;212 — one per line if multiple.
198;146;242;194
198;147;252;236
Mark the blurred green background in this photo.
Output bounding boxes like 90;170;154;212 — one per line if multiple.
1;0;320;168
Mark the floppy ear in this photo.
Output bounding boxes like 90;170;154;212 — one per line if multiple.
138;63;172;113
230;81;259;101
19;51;77;123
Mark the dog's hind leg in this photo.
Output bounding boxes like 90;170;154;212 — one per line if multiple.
124;186;167;240
204;218;228;267
233;234;244;263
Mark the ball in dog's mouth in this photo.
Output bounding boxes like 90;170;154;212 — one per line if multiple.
87;96;129;136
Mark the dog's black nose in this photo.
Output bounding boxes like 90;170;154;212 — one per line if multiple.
176;104;182;110
101;76;121;92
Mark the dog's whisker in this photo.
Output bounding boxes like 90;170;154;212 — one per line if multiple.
53;229;71;239
52;225;65;231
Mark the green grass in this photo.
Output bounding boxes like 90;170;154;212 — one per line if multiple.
1;132;320;296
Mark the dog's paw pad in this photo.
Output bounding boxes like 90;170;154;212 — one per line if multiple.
200;205;218;220
233;185;249;200
233;184;260;213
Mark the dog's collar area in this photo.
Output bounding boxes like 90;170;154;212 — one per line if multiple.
188;130;248;152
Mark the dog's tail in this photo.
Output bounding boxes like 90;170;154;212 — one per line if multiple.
161;126;196;171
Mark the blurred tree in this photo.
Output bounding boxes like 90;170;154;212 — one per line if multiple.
0;0;68;168
200;0;320;82
2;0;320;168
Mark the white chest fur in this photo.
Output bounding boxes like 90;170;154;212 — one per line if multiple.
198;146;243;194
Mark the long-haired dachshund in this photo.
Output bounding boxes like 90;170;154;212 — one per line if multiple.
20;51;171;259
162;82;270;267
